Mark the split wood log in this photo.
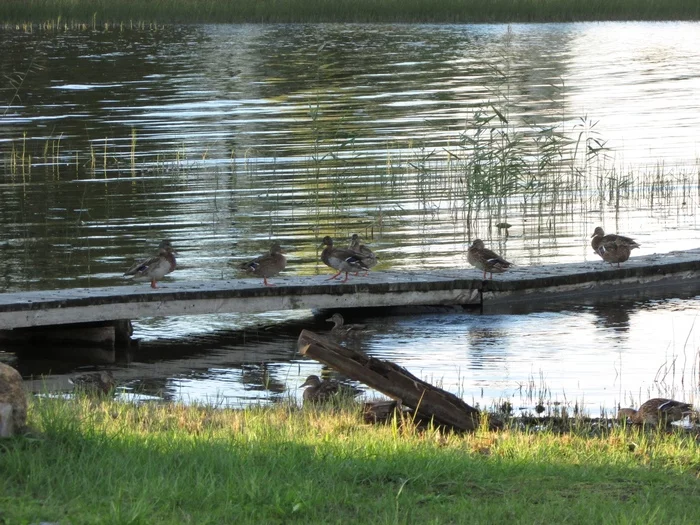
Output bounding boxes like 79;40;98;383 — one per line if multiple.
298;329;481;431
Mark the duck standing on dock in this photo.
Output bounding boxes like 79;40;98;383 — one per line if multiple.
467;239;513;280
299;374;362;404
349;234;377;275
124;239;177;289
239;242;286;286
597;243;633;268
617;398;693;426
69;371;116;396
591;227;640;268
320;236;371;282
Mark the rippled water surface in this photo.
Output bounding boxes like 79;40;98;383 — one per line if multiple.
1;22;700;413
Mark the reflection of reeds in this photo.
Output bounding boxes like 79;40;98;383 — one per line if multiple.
1;103;698;254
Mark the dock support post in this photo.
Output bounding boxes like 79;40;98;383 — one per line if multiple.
0;320;134;350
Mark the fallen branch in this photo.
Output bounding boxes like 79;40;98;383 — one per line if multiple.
298;329;481;431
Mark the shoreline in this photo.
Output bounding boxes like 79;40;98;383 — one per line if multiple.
1;0;699;25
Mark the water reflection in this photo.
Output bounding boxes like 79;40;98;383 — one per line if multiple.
5;281;700;415
2;22;700;413
465;324;510;370
1;23;699;292
589;303;632;333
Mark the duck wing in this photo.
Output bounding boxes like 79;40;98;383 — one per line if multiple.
481;248;512;269
240;252;271;272
327;248;370;271
124;255;162;277
602;234;640;249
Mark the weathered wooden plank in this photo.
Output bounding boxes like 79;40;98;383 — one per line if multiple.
0;272;481;329
481;248;700;304
0;248;698;330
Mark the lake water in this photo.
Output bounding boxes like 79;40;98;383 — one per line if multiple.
1;22;699;415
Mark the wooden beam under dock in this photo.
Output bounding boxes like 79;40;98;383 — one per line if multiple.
0;248;699;331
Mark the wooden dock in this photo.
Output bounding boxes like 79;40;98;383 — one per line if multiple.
1;248;700;338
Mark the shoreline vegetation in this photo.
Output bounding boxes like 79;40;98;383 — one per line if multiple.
2;396;700;523
0;0;698;25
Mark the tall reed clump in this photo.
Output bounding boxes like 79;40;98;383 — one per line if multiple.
449;106;527;232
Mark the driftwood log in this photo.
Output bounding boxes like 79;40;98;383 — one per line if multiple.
298;329;481;431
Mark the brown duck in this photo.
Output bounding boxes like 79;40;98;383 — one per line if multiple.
598;243;632;268
124;239;177;289
69;371;116;396
326;313;371;336
467;239;513;279
591;227;640;267
299;375;362;404
349;234;377;275
320;236;371;282
617;398;693;426
239;242;286;286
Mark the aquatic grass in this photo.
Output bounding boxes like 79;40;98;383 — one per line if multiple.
1;82;699;284
2;396;700;524
0;0;698;24
2;120;698;239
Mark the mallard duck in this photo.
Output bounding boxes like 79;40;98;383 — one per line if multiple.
349;234;378;275
597;242;632;268
591;227;640;264
320;236;370;282
239;242;286;286
299;374;362;404
69;371;116;396
124;239;177;289
326;312;370;336
467;239;513;279
617;398;693;426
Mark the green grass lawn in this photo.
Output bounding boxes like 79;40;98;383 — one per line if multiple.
1;397;700;524
1;0;698;25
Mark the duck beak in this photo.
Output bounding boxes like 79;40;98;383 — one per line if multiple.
299;380;311;389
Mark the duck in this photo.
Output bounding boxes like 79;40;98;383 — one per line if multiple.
69;371;116;396
597;242;632;268
299;374;362;404
617;398;693;426
124;239;177;289
239;242;286;286
467;239;513;280
320;236;371;282
591;227;640;263
349;234;378;275
326;312;371;336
